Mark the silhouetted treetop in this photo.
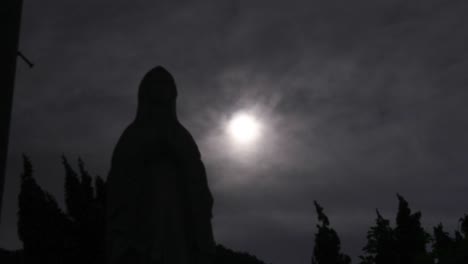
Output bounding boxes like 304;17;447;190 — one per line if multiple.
78;157;94;207
18;155;69;264
360;209;396;264
311;201;350;264
314;200;330;227
394;194;431;264
460;215;468;238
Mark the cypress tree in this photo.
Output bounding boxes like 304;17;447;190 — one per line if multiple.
453;215;468;263
394;194;432;264
95;174;106;204
18;155;70;264
63;155;83;221
311;201;351;264
78;157;94;215
360;210;396;264
94;174;106;263
432;224;456;264
63;157;104;264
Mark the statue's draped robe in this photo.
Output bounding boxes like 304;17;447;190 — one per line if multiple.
106;67;214;264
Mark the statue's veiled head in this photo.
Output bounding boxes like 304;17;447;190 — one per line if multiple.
136;66;178;122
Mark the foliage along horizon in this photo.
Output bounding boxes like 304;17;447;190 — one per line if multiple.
0;155;467;264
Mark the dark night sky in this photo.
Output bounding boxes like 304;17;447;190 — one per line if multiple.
2;1;468;263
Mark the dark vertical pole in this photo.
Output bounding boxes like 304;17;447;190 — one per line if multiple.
1;0;23;223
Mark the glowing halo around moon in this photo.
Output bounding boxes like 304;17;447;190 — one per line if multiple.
227;112;262;145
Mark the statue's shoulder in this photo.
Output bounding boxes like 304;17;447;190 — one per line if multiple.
113;123;139;150
118;122;167;144
172;122;201;159
111;122;167;163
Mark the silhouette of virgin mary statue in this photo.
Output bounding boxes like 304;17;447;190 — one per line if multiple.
106;66;215;264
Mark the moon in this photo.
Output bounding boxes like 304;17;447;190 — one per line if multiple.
227;112;262;145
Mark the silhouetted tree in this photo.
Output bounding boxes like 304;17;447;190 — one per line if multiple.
62;156;84;264
360;210;396;264
460;215;468;238
95;173;106;204
311;201;351;264
78;157;94;214
455;215;468;263
62;156;105;264
394;194;432;264
432;215;468;264
432;224;456;264
77;158;103;264
63;156;84;222
93;174;106;263
18;155;70;264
